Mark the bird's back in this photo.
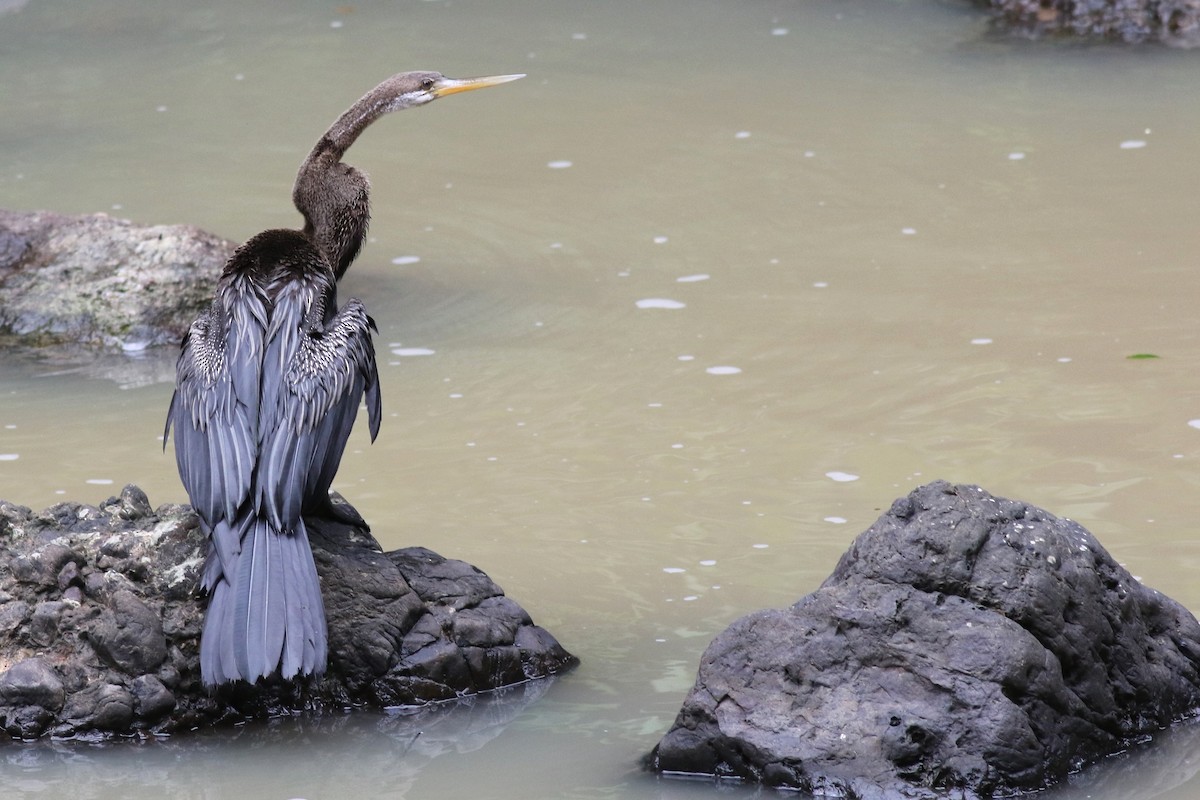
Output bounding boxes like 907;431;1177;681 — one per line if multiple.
168;227;378;685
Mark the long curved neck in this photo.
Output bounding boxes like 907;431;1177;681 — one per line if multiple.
292;85;399;281
320;83;400;160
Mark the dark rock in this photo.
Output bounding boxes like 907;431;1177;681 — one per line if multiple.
28;601;65;647
130;675;176;721
60;682;134;733
649;481;1200;797
0;657;65;711
0;600;29;636
977;0;1200;45
0;208;233;349
308;521;428;692
87;589;169;675
56;560;80;591
0;486;576;739
11;542;80;588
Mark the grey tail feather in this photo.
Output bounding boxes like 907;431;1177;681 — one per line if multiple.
199;515;327;687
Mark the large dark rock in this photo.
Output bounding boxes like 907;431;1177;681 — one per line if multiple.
649;481;1200;797
978;0;1200;45
0;209;232;349
0;486;576;740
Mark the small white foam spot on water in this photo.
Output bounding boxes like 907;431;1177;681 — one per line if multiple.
699;560;717;566
735;131;752;139
676;274;710;283
663;567;686;574
1008;152;1026;161
706;366;742;375
391;256;421;265
901;227;917;235
547;160;573;169
653;236;669;244
0;454;18;461
971;338;993;345
391;347;435;357
636;298;686;309
1119;140;1147;150
825;471;859;483
824;516;848;524
86;479;114;485
1188;420;1200;430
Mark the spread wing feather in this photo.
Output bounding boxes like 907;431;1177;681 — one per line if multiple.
167;274;266;563
302;309;380;506
257;280;380;526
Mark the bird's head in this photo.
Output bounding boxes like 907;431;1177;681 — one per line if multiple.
379;70;526;112
296;68;525;280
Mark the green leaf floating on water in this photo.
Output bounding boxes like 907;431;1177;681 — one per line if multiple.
1126;353;1161;360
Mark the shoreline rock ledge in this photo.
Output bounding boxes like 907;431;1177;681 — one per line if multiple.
0;486;577;740
978;0;1200;46
648;481;1200;797
0;209;231;350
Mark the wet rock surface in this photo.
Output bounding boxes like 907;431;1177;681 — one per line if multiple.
649;481;1200;798
0;209;232;349
978;0;1200;45
0;486;577;740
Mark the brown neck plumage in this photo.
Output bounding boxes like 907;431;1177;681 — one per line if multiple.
291;82;400;281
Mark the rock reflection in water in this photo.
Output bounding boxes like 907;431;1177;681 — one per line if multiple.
0;679;554;799
1047;717;1200;800
8;346;176;391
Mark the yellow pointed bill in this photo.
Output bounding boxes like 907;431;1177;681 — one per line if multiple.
431;73;526;98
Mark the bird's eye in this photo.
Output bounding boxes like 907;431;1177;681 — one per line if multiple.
420;78;435;91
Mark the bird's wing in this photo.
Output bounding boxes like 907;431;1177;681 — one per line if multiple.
255;276;379;530
300;301;381;507
166;275;267;577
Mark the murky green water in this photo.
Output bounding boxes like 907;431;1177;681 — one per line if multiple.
3;0;1200;797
